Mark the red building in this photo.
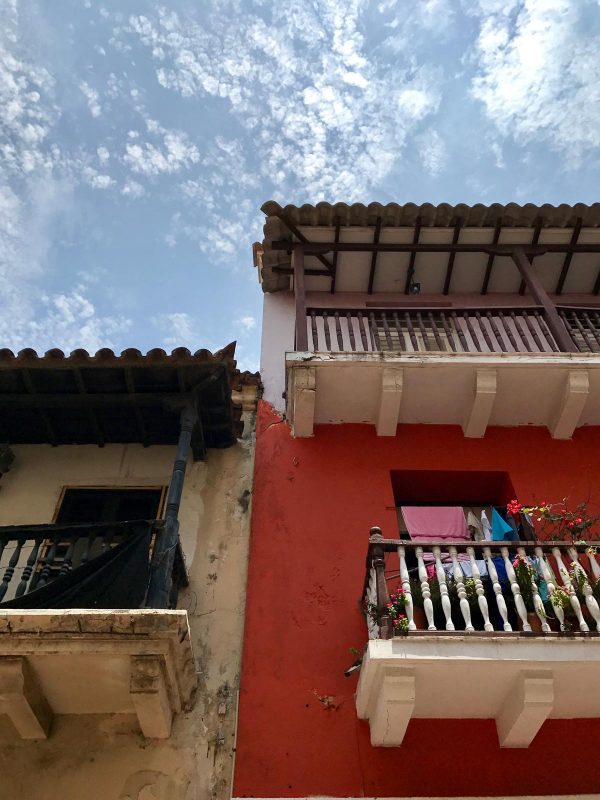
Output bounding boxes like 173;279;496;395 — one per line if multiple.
235;201;600;800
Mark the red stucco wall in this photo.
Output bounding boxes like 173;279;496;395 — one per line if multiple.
234;401;600;798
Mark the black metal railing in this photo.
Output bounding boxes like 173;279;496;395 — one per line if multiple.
0;519;187;608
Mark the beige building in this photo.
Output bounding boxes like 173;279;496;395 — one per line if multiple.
0;343;258;800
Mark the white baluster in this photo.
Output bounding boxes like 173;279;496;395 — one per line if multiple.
366;566;379;639
587;548;600;583
553;547;588;632
484;547;511;631
433;545;455;630
517;547;550;632
398;546;416;631
568;547;600;632
535;546;566;631
449;546;474;631
502;546;530;631
416;546;436;630
468;546;493;630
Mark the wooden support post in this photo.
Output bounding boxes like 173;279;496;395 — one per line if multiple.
511;247;576;352
293;245;308;351
463;368;497;438
550;370;589;439
376;368;403;436
370;668;416;746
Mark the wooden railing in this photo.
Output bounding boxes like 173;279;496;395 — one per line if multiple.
559;307;600;353
364;529;600;637
307;307;560;354
0;519;187;608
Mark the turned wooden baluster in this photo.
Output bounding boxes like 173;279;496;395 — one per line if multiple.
433;545;454;630
535;546;566;631
484;547;511;630
80;532;96;565
553;547;588;632
449;547;474;631
370;528;391;639
59;535;76;577
15;537;42;598
501;546;531;631
398;545;416;630
365;566;380;640
467;546;493;630
0;538;23;601
36;533;60;588
517;547;550;632
568;547;600;631
416;546;436;630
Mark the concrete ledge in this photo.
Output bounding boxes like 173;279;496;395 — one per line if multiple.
0;610;197;739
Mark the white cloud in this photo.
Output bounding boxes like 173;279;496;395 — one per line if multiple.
416;130;447;176
123;2;441;200
153;311;218;351
79;80;102;117
237;315;256;332
97;145;110;163
469;0;600;164
122;179;144;198
123;127;199;175
82;167;115;189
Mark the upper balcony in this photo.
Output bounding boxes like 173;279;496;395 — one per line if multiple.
0;345;258;741
356;527;600;749
255;201;600;438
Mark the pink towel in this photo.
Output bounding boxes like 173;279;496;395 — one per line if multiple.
401;506;469;541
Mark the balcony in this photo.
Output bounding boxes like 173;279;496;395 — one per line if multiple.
0;520;196;739
286;305;600;438
356;530;600;748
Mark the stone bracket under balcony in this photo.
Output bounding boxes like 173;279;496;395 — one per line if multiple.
286;352;600;438
356;636;600;748
0;610;197;740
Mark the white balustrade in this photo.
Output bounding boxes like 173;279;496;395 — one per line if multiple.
416;546;436;630
449;546;474;632
433;545;454;630
568;547;600;632
467;546;493;630
552;547;589;632
517;547;550;633
484;547;511;631
501;546;531;631
535;546;566;631
398;545;416;631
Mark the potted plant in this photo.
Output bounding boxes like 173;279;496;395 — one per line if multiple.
512;554;545;633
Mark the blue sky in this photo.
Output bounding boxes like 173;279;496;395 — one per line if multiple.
2;0;600;371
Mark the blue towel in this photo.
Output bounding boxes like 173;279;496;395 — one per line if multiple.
492;508;514;541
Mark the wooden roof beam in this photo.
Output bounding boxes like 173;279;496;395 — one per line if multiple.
481;218;502;295
330;217;341;294
367;217;382;294
404;217;422;294
271;241;600;254
443;218;464;295
273;212;334;275
518;217;544;296
556;218;583;295
73;368;105;446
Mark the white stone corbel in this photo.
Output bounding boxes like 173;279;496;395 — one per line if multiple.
550;369;589;440
463;368;497;438
376;368;403;437
289;366;316;437
496;669;554;748
130;656;173;739
0;657;53;739
369;667;415;746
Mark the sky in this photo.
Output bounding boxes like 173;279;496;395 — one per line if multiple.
2;0;600;372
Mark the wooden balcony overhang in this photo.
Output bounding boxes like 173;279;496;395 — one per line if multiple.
285;350;600;438
0;609;196;740
0;342;260;456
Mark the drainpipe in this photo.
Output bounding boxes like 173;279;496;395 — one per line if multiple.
147;401;198;609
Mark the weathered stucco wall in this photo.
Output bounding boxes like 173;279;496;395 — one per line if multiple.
234;401;600;799
0;413;255;800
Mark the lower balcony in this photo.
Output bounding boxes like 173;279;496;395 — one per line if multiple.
0;521;196;740
356;531;600;748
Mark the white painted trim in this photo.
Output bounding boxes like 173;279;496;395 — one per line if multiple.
551;369;590;439
463;368;497;438
376;368;403;436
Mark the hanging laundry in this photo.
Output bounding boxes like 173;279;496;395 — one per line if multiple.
467;510;483;541
481;509;492;540
401;506;469;540
492;508;515;541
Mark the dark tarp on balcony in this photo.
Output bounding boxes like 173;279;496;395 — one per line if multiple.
0;526;152;609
